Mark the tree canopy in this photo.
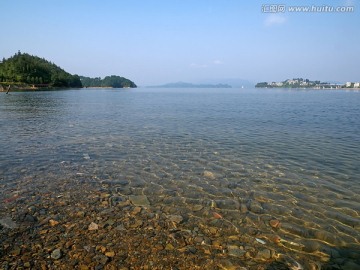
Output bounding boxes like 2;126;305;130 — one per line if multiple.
0;51;82;88
80;75;137;88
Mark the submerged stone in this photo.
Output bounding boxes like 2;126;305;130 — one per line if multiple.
51;248;62;260
203;171;215;179
129;195;150;206
227;245;246;258
167;214;183;224
102;179;129;186
248;200;264;214
269;219;281;228
255;248;271;260
88;222;99;231
0;217;18;229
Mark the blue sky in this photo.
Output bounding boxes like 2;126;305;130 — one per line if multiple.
1;0;359;86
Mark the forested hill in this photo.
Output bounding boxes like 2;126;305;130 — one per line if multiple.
80;76;137;88
0;52;82;88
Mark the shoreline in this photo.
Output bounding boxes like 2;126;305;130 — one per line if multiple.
0;84;75;92
0;85;135;92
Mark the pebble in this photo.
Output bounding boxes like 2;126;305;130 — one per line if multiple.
239;203;248;213
0;217;19;229
227;245;246;258
88;222;99;231
269;219;281;228
132;206;142;215
102;179;129;186
248;200;264;214
255;238;266;245
11;248;21;256
217;260;239;270
203;171;215;179
51;248;62;260
255;248;272;260
105;251;115;257
129;195;150;206
115;224;126;231
165;243;175;250
342;261;360;270
167;214;183;224
49;219;59;226
93;254;109;264
191;204;203;211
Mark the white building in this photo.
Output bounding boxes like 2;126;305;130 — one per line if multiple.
287;79;299;85
354;82;360;88
271;82;283;87
345;82;352;87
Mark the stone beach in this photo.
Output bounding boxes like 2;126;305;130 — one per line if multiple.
1;169;359;270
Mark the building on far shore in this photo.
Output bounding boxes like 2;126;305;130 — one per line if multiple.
256;78;359;89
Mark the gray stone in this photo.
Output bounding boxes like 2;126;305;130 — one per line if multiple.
186;246;197;254
227;245;246;258
256;248;271;260
109;196;127;207
115;224;126;231
24;214;37;222
342;261;360;270
93;254;109;264
51;248;62;260
129;195;150;207
115;187;132;195
167;214;183;224
102;179;129;186
248;200;263;214
0;217;18;229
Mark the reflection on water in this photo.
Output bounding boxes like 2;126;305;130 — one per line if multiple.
1;88;360;267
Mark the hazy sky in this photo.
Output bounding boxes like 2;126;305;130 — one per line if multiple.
1;0;359;85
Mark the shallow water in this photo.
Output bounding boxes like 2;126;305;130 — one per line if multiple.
1;88;360;266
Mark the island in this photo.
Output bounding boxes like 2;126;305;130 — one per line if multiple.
0;51;136;91
255;78;359;89
80;76;136;88
149;82;232;88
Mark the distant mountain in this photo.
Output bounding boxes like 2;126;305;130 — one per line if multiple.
0;51;82;88
80;75;136;88
149;82;232;88
196;78;253;88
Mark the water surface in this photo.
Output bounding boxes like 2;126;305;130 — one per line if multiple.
1;88;359;266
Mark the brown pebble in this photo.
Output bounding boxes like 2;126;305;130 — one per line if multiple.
269;219;281;228
105;251;115;257
213;212;223;219
88;222;99;231
132;206;142;215
268;234;281;243
49;219;59;226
